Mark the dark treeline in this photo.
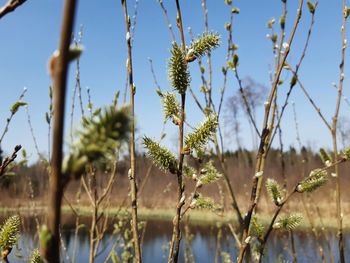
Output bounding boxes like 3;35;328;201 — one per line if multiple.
2;146;348;212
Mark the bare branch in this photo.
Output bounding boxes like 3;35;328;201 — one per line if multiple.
122;0;142;261
0;144;21;176
0;0;27;19
45;0;78;261
237;1;304;261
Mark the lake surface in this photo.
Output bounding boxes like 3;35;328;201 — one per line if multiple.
5;218;350;262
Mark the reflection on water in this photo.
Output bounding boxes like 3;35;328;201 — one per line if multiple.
5;218;350;262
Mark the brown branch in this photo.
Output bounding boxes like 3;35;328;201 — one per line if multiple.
257;155;348;262
257;190;295;262
234;69;261;137
0;0;27;19
97;160;118;206
276;106;287;189
201;0;214;110
148;58;162;91
0;88;27;145
180;184;200;218
25;106;46;161
188;86;205;114
228;223;241;249
296;75;332;131
217;1;234;118
332;2;348;261
158;0;176;42
168;1;187;262
292;102;303;151
187;1;244;235
188;28;210;108
122;0;142;261
44;0;77;262
0;144;21;176
70;29;85;143
274;1;287;74
81;176;94;205
268;2;319;150
213;134;243;226
237;1;303;261
62;194;79;217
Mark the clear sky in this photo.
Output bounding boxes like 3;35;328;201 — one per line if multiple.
0;0;349;162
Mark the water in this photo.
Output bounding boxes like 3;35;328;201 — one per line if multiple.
5;219;349;262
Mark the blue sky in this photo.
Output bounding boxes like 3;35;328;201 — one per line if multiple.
0;0;349;162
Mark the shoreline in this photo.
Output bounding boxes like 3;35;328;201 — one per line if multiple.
0;205;346;231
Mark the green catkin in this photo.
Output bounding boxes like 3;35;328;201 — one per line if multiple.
168;43;190;94
143;136;178;174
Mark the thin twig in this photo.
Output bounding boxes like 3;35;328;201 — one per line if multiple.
257;156;348;262
237;2;303;261
217;1;234;118
0;144;21;176
70;28;85;142
296;75;332;131
234;69;261;137
332;2;347;261
62;194;79;217
168;1;187;262
228;223;241;248
268;2;319;149
122;0;142;261
332;82;350;108
158;0;176;42
274;1;287;75
292;102;303;150
187;0;244;233
201;0;214;110
213;134;243;226
97;160;118;206
25;106;45;161
76;29;85;117
0;88;27;145
276;106;287;189
81;176;94;205
257;190;295;263
0;0;27;19
71;178;82;263
47;86;53;163
130;0;139;45
188;27;209;109
86;87;93;119
59;230;70;262
148;57;162;91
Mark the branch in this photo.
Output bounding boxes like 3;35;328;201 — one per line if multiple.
0;88;27;145
158;0;176;42
44;0;77;262
331;2;348;261
268;1;319;150
237;1;304;261
168;1;187;262
234;69;261;137
257;155;347;262
295;75;332;131
0;145;21;176
122;0;142;261
97;160;118;206
0;0;27;19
